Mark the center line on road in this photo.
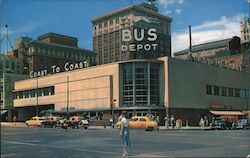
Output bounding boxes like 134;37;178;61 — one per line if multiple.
2;140;121;155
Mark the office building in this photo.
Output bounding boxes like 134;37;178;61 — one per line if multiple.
92;2;172;65
13;33;97;75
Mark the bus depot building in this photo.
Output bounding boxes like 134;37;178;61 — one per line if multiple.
13;56;250;126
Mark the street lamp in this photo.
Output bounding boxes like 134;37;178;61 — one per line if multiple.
66;76;70;120
36;76;38;117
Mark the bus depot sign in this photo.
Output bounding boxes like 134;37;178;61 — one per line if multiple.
30;61;88;78
121;28;158;52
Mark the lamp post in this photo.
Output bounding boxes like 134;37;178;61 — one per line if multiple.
66;76;69;120
36;76;38;117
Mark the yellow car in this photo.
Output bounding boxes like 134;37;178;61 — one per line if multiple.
129;116;158;131
25;116;46;127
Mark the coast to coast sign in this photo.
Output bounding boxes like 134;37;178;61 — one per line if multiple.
30;61;88;78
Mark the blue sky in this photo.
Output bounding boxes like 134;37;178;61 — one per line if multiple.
0;0;248;54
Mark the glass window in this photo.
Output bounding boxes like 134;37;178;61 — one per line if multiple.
228;88;234;97
50;86;55;95
131;118;138;122
115;18;119;24
140;118;146;122
221;87;227;96
235;89;240;97
206;85;212;95
213;86;220;95
110;20;113;26
44;87;50;96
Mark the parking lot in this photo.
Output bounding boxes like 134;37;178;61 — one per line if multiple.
1;125;250;157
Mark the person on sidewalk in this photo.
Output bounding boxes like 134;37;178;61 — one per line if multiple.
13;116;17;125
170;115;175;128
164;115;170;128
199;117;204;128
120;112;131;156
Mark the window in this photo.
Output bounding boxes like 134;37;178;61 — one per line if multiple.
140;118;146;122
110;20;113;26
235;89;240;97
104;22;108;27
206;85;212;95
115;18;119;24
229;88;234;97
221;87;227;96
99;24;102;29
213;86;219;95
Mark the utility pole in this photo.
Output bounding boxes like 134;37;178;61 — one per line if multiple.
36;77;39;116
66;76;69;120
189;25;192;53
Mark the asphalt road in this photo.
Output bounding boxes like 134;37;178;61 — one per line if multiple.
1;125;250;158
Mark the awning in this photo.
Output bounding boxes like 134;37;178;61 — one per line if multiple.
210;110;245;116
1;110;8;115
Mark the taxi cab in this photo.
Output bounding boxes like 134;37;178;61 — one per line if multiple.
25;116;46;127
129;116;158;131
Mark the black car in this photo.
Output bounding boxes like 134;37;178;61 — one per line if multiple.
210;119;232;130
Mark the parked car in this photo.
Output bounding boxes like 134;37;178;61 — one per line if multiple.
42;116;62;128
232;119;250;130
210;118;231;130
25;116;46;127
66;116;89;129
129;116;158;131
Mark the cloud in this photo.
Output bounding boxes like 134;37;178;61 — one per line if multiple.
159;0;185;6
1;20;47;36
172;14;242;55
159;0;185;15
175;9;182;14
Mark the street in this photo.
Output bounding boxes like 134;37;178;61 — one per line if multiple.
1;125;250;158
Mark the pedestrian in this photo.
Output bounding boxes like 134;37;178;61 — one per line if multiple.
164;115;169;128
13;115;17;125
170;115;175;128
199;117;204;128
110;117;113;127
204;116;209;126
120;112;131;156
156;116;160;126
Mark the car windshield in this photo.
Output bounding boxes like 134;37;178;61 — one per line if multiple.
130;118;139;122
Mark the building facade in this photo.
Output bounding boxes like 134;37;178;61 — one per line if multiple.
174;36;241;60
0;55;29;120
13;33;97;75
92;2;172;65
241;18;250;44
12;57;250;126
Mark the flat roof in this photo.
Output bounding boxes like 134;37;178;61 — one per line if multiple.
174;38;232;56
38;32;78;41
92;3;172;23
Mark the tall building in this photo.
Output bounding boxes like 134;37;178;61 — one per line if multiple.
240;18;250;44
0;55;29;121
14;33;97;75
92;2;172;65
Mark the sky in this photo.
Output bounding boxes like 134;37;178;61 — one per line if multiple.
0;0;248;55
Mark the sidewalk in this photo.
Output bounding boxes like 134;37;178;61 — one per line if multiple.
1;122;211;130
1;122;26;127
159;126;211;130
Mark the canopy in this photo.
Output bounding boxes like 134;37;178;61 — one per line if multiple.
210;110;245;116
0;110;7;115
